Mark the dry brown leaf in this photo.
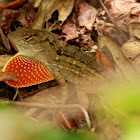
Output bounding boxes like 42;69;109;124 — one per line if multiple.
0;43;7;53
95;49;113;69
104;0;140;31
75;0;97;30
32;0;61;29
57;0;74;23
78;28;95;50
98;35;137;80
122;40;140;60
16;3;36;27
61;1;97;49
0;72;18;82
0;7;19;33
0;28;11;50
130;6;140;23
104;0;138;18
61;19;79;41
0;0;14;7
131;23;140;39
33;0;74;30
33;0;42;8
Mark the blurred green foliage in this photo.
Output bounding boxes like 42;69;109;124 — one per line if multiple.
94;78;140;140
0;104;96;140
0;78;140;140
30;130;95;140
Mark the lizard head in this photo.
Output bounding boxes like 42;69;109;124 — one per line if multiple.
8;28;47;56
3;28;56;88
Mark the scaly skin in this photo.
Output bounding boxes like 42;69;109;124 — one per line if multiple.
7;28;105;84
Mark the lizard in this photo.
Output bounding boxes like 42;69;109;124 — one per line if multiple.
2;28;106;100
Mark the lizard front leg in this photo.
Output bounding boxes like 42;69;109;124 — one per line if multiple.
53;71;77;104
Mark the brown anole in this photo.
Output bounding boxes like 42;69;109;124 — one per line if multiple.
3;28;105;101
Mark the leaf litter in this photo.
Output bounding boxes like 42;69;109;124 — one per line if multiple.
0;0;140;139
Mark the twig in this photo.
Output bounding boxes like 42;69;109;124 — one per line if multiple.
13;88;19;101
60;112;72;129
1;0;28;9
98;0;128;42
6;101;91;129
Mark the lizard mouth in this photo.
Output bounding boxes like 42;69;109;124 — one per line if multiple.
9;39;19;52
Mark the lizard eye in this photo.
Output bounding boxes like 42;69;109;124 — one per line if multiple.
23;35;32;41
23;33;39;41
